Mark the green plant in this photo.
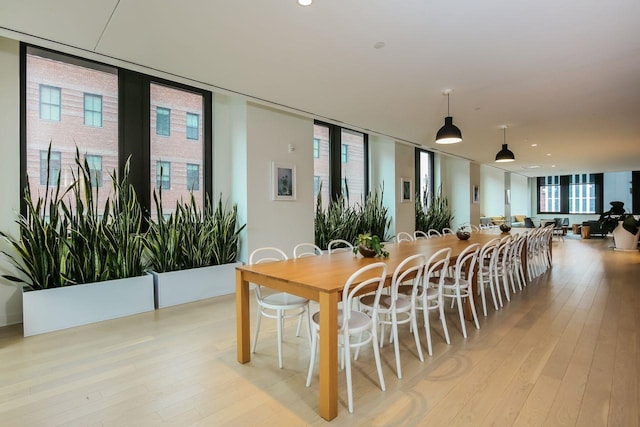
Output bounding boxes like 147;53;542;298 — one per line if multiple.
314;182;391;250
1;146;145;290
353;233;389;258
415;186;454;232
144;190;245;273
599;201;639;235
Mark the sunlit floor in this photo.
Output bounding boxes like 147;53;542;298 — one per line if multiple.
0;234;638;426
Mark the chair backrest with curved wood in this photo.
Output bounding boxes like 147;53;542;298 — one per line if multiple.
442;227;455;235
293;243;323;258
414;230;429;240
427;229;442;237
249;247;288;300
328;239;354;254
396;232;415;242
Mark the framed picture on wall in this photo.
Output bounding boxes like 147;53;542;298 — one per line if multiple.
272;162;296;201
401;177;413;203
473;185;480;204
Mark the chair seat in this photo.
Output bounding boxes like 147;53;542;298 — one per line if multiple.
443;277;470;290
311;309;372;334
261;292;309;310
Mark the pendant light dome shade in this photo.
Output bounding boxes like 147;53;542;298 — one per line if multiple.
495;126;515;162
436;117;463;144
435;91;462;144
495;144;515;162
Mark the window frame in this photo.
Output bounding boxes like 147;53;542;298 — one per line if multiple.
83;93;103;127
186;112;199;140
536;173;603;214
414;147;435;205
39;84;61;121
20;43;213;220
314;120;369;204
85;154;103;188
156;107;171;136
186;163;200;191
39;149;61;186
156;161;171;190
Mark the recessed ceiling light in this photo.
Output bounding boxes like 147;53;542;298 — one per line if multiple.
531;143;538;147
546;153;552;156
297;0;312;6
552;165;556;168
373;41;386;49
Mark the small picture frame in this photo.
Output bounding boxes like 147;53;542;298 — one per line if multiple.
473;185;480;204
272;162;296;201
400;177;413;203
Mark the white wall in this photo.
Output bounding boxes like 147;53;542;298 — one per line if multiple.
604;171;632;211
244;103;314;260
480;165;505;218
369;135;396;239
510;173;529;216
394;143;415;234
0;37;23;326
440;155;470;229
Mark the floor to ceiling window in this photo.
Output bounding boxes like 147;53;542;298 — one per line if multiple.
313;121;367;211
22;44;212;220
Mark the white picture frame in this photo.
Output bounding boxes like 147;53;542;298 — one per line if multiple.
272;162;296;201
400;177;413;203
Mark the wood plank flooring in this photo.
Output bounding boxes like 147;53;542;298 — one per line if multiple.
0;235;638;426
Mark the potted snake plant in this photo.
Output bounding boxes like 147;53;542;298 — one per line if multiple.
144;191;246;308
0;147;153;336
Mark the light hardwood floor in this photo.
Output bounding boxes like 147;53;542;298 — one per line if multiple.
0;236;638;426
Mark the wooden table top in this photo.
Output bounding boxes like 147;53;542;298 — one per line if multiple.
236;230;512;297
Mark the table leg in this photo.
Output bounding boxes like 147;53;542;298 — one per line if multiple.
318;291;339;420
236;269;251;363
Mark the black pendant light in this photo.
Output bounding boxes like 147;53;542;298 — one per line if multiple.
495;126;515;162
435;91;462;144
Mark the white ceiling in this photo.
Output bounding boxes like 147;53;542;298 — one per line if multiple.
2;0;640;177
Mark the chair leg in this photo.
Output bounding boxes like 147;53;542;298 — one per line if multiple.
488;274;499;311
423;305;433;356
276;309;283;369
467;290;480;330
456;294;467;338
479;276;488;316
306;328;317;387
410;306;424;362
439;297;451;345
251;308;262;354
344;333;354;413
391;312;402;379
370;327;386;392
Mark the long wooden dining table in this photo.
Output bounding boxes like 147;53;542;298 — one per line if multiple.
235;230;521;421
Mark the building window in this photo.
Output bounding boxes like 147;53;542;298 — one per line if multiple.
187;163;200;191
537;173;603;214
313;138;320;159
85;154;103;188
415;148;434;206
84;93;103;127
39;150;61;186
539;176;561;213
186;113;199;140
156;107;170;136
314;176;320;195
313;122;368;210
156;161;171;190
569;174;596;213
39;85;61;121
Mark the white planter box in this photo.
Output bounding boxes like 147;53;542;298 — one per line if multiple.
22;275;155;337
612;221;640;251
151;262;242;309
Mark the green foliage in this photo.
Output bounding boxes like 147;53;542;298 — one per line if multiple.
0;146;145;289
415;186;454;232
144;191;245;273
353;233;389;258
599;201;639;235
314;183;391;250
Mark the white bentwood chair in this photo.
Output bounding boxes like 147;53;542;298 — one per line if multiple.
249;247;311;369
396;231;415;242
360;254;426;378
442;243;481;338
293;242;323;258
306;262;387;413
414;230;429;240
328;239;354;254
